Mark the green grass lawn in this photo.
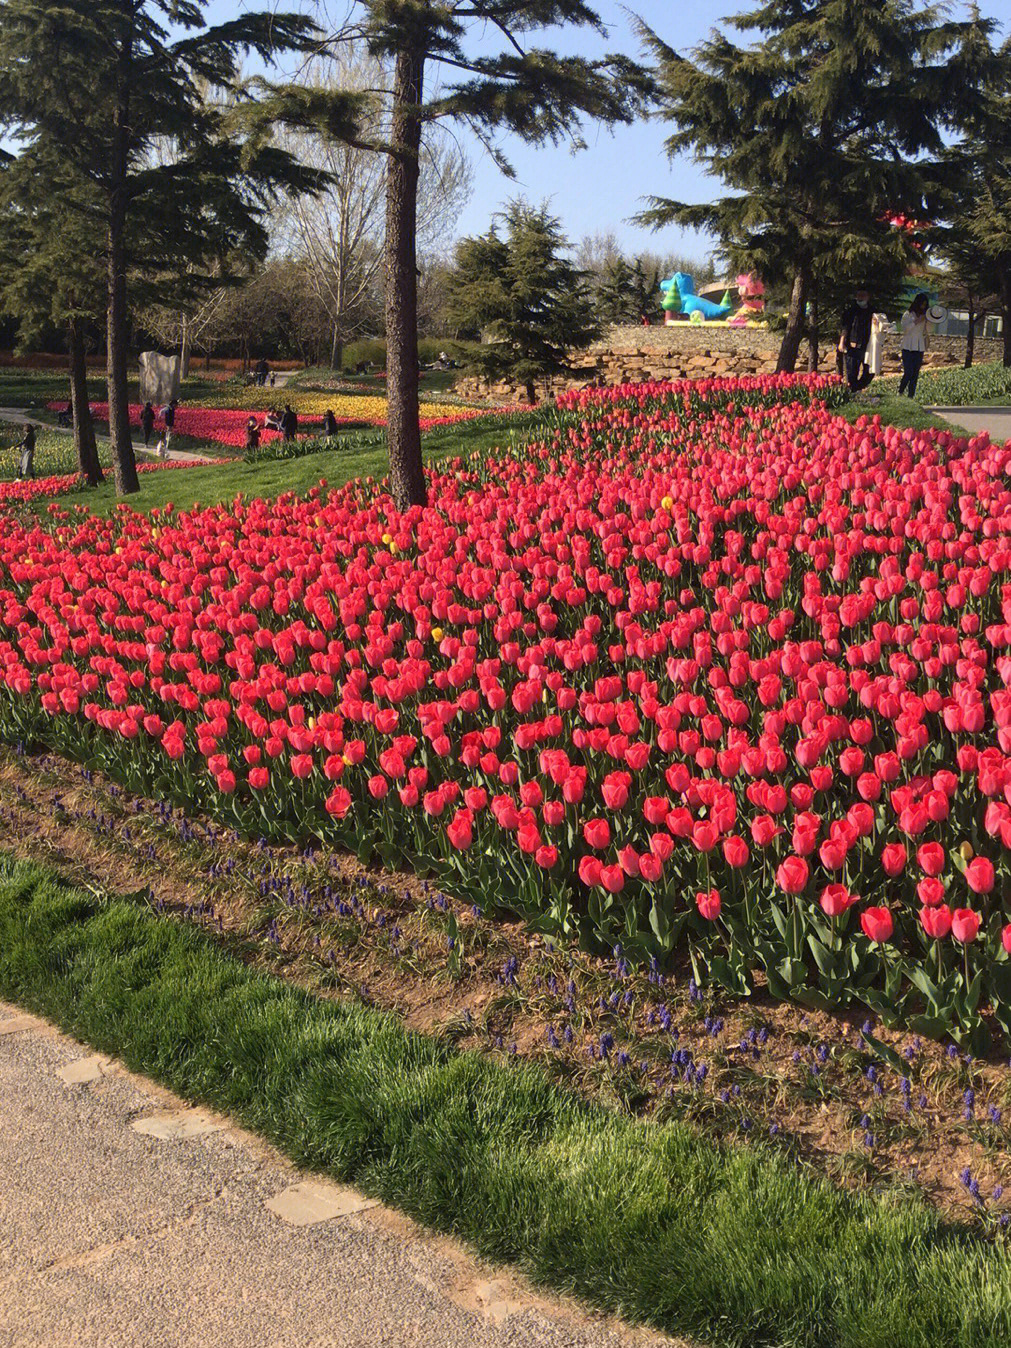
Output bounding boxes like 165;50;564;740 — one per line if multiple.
1;851;1008;1348
0;365;232;411
837;390;966;434
28;408;553;518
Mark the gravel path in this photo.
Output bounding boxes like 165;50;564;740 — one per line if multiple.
0;1002;679;1348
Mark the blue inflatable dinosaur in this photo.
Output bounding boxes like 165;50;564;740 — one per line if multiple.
660;272;733;320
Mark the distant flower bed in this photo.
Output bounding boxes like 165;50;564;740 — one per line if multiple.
50;395;527;449
0;427;85;480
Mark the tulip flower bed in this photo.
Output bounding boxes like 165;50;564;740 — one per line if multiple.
0;458;226;511
0;423;96;479
52;394;515;451
3;741;1010;1226
6;372;1011;1052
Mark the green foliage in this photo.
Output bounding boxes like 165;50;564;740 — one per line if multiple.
594;256;660;326
638;0;997;365
0;0;354;491
935;39;1011;364
2;852;1011;1348
882;361;1011;407
0;424;93;478
449;201;600;398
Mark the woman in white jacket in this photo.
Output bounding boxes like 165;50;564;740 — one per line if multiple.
897;293;930;397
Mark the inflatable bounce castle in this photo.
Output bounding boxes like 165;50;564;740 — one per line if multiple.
658;272;766;327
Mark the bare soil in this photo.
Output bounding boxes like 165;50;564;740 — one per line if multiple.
1;745;1008;1226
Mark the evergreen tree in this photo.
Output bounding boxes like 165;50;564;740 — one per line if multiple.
449;202;600;404
0;145;104;484
0;1;356;494
596;256;637;326
939;37;1011;365
638;1;995;372
630;258;661;323
934;197;1001;368
323;2;651;508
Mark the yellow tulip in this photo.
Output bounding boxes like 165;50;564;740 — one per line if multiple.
959;841;974;861
661;495;673;511
431;627;444;642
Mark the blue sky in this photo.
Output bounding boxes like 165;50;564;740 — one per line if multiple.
206;0;1011;262
205;0;732;262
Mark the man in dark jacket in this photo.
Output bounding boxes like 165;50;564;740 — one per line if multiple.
140;402;156;446
15;423;36;480
280;404;298;441
838;288;874;392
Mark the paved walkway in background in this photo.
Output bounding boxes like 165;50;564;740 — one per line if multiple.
932;405;1011;442
0;408;215;465
0;1002;677;1348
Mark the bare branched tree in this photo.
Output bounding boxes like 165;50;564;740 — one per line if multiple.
274;45;472;369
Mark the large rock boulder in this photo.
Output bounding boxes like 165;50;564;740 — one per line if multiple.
139;351;181;406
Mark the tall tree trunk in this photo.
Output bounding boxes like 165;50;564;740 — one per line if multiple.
807;288;819;372
776;264;809;373
179;312;191;380
1002;273;1011;369
106;41;138;495
385;47;426;509
68;318;102;486
965;295;976;369
330;323;343;372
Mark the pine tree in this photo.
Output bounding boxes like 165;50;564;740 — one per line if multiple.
596;256;638;326
449;202;600;404
326;2;651;508
637;1;995;372
0;145;104;484
939;37;1011;365
630;258;661;323
0;1;356;494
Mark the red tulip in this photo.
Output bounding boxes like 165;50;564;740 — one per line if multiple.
583;818;610;850
776;855;809;895
696;889;721;920
951;908;982;944
916;842;945;877
861;907;894;943
881;843;907;877
965;856;994;895
920;904;952;940
820;884;856;917
917;877;945;907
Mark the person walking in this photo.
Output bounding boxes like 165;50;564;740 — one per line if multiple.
256;357;269;387
245;417;261;453
140;401;156;447
280;403;298;441
158;399;177;457
323;409;338;438
898;293;930;397
14;423;36;480
838;287;875;392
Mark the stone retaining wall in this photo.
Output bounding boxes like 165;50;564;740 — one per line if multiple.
456;325;1002;403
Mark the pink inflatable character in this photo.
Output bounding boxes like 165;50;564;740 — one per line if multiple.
728;273;766;326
